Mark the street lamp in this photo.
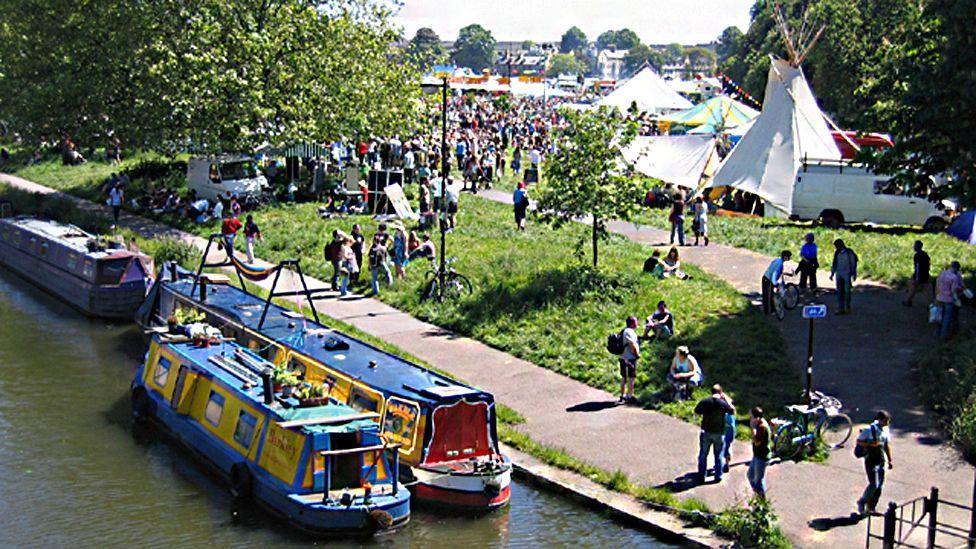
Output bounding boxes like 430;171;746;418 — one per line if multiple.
421;76;449;300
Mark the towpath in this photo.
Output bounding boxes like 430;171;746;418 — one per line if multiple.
4;172;972;547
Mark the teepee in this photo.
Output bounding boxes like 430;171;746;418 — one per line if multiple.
706;6;840;214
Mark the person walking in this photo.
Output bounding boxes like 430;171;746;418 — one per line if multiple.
392;225;408;279
220;214;243;258
748;407;772;498
338;235;359;297
669;192;686;246
243;214;262;264
350;224;365;283
108;184;124;228
694;384;735;483
323;230;345;291
692;195;709;246
368;223;393;295
513;181;530;231
830;239;859;314
935;261;964;340
762;251;793;315
618;316;640;403
903;240;931;307
855;411;893;515
798;233;819;292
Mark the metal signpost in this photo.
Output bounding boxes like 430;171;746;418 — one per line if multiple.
802;304;828;404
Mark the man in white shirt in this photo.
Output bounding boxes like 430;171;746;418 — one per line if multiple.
619;316;640;403
108;185;124;227
856;410;893;515
762;251;793;315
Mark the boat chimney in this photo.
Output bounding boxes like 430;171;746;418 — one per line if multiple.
200;277;208;301
261;368;274;405
170;261;178;282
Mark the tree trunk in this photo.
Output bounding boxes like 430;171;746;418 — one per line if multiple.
592;214;598;268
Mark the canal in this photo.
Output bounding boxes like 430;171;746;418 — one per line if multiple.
0;270;672;547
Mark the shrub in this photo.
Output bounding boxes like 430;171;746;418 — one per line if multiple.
915;327;976;460
714;496;791;548
143;238;199;270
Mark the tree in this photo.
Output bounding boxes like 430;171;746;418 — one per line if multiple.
537;109;643;267
868;0;976;206
0;0;421;153
596;29;640;51
716;26;744;64
684;47;717;72
664;43;685;63
407;27;446;69
547;53;585;76
451;24;496;71
521;40;536;50
560;26;588;54
623;44;664;76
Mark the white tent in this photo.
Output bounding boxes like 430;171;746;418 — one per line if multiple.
705;57;840;214
622;135;719;190
597;67;693;114
509;80;573;98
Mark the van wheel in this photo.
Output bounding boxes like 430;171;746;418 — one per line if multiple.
820;211;843;229
923;217;947;233
230;463;253;499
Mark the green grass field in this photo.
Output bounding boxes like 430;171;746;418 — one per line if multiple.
635;207;974;288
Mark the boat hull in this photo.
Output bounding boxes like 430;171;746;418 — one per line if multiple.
0;238;147;319
135;383;411;534
411;462;512;510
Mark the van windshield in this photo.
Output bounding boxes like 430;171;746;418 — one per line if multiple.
219;161;257;181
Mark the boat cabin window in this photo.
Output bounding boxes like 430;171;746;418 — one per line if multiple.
96;258;130;285
329;432;362;490
82;260;94;278
233;410;258;449
349;387;379;413
286;356;307;377
39;242;48;256
205;390;225;427
153;357;172;388
66;253;77;270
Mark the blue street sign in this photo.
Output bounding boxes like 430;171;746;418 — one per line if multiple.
802;304;828;319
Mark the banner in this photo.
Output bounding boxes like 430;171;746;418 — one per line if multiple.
383;183;419;220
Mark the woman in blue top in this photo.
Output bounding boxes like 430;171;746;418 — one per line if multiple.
798;233;819;291
513;182;529;231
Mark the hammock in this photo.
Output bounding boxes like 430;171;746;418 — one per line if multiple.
228;253;281;281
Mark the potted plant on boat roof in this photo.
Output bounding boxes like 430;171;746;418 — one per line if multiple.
296;381;329;408
272;369;300;396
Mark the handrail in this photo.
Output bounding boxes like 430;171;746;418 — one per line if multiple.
318;443;401;457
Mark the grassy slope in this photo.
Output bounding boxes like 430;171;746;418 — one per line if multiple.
635;208;975;288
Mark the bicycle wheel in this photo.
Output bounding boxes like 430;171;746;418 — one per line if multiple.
774;295;786;321
444;273;472;300
817;413;853;449
773;423;804;460
783;284;800;310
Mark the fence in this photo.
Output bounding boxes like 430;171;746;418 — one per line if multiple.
866;478;976;548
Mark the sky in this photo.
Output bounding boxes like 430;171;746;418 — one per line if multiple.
395;0;755;45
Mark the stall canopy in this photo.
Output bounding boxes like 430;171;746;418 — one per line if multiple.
622;135;719;190
596;67;693;114
705;57;840;214
948;211;976;245
509;80;574;98
664;95;759;134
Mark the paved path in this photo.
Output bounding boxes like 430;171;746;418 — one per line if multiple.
4;172;972;547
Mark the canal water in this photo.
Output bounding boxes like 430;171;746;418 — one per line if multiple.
0;270;671;548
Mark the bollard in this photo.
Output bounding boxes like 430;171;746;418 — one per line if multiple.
928;487;939;548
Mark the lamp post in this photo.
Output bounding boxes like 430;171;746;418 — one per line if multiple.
421;76;450;300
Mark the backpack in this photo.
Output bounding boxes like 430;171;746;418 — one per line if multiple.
606;331;626;355
854;424;878;459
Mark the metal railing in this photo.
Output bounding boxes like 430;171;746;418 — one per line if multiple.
866;483;976;548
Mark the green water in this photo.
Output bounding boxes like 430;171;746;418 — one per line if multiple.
0;270;672;547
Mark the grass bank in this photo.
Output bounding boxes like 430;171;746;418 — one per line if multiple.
915;327;976;460
635;208;974;288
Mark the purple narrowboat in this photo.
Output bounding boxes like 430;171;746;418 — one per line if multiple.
0;216;154;319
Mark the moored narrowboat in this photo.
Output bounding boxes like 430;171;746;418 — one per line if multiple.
137;266;512;511
131;333;410;534
0;216;153;319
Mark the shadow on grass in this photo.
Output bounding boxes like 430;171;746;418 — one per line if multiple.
766;219;931;237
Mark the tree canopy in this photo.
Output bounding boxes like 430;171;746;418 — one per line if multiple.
596;29;640;51
623;44;664;76
560;26;588;54
451;24;496;71
407;27;447;69
538;109;642;267
0;0;420;154
547;53;585;76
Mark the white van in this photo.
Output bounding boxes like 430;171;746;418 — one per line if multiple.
186;156;268;202
785;162;951;231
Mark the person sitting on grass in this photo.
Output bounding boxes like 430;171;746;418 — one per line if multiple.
662;247;689;280
642;300;674;340
643;250;665;278
407;233;436;262
668;345;702;397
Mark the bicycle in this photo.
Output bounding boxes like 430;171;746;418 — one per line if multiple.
773;273;800;321
421;256;472;302
772;390;853;460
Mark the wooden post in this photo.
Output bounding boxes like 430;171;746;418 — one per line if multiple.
928;487;939;548
968;468;976;548
883;501;898;549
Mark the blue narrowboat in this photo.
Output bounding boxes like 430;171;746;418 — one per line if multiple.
0;215;153;319
131;333;411;534
136;267;512;510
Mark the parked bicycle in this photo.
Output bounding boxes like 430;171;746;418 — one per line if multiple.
421;256;472;302
773;273;800;321
772;390;853;460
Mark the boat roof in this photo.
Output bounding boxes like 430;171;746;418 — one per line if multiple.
1;216;141;260
164;337;378;434
161;276;490;407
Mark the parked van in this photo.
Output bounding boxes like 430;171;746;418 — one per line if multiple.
187;156;267;202
784;161;951;231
